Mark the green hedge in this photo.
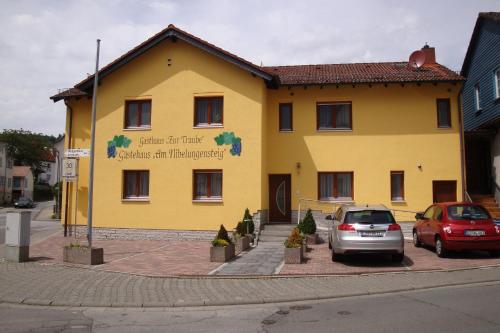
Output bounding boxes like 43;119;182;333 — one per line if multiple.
34;184;54;201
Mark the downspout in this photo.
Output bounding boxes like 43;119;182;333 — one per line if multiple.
458;88;466;201
63;99;73;237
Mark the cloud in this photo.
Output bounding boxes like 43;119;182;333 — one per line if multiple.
0;0;496;135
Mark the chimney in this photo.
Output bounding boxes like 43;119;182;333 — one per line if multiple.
421;44;436;65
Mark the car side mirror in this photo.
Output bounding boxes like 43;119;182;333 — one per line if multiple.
415;213;424;220
325;215;333;220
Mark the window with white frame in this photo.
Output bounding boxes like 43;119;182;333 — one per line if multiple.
475;84;481;111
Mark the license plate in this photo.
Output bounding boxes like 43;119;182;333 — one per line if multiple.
464;230;485;236
359;231;384;237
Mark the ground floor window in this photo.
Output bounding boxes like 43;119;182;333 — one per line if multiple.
318;172;353;200
193;170;222;200
123;170;149;199
390;171;404;201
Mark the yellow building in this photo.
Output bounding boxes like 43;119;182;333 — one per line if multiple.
51;25;464;236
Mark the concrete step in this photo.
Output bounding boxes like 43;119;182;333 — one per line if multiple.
260;230;293;237
259;235;288;243
263;224;296;230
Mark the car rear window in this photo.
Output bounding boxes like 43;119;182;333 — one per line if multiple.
344;210;396;224
447;205;490;220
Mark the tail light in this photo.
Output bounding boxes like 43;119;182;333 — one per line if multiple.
338;224;355;232
388;224;401;231
443;226;452;234
495;225;500;235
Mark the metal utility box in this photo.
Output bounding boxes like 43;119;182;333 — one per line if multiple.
5;211;31;262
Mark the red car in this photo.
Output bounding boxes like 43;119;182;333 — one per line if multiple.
413;202;500;257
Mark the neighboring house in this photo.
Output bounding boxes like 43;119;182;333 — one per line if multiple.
38;149;56;185
52;134;65;185
51;25;463;234
0;142;14;204
461;12;500;215
12;166;34;201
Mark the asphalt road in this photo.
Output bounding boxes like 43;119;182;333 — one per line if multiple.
0;281;498;332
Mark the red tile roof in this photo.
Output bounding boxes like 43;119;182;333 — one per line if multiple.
50;88;87;102
264;62;462;85
12;166;32;177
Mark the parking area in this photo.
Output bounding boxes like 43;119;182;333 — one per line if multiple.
280;240;500;275
25;233;500;277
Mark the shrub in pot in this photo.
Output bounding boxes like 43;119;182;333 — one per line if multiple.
299;209;318;245
284;227;304;264
210;224;235;262
234;222;250;254
241;208;255;242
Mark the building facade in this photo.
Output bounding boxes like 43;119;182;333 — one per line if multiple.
12;166;34;201
461;12;500;210
0;142;13;204
51;25;464;234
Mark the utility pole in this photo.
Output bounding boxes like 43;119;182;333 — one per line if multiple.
87;39;101;247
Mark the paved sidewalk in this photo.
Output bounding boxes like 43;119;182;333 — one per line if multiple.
212;242;284;275
0;261;499;307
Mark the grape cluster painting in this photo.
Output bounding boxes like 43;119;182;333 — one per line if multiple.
107;135;132;158
214;132;242;156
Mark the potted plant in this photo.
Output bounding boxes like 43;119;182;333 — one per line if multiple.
234;222;250;255
299;209;318;245
210;224;235;262
63;242;104;265
284;227;304;264
241;208;255;243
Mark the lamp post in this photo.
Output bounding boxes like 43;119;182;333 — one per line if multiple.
52;148;61;219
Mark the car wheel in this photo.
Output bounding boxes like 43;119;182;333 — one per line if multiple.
489;250;499;258
392;253;404;263
331;248;343;262
435;236;447;258
412;230;421;247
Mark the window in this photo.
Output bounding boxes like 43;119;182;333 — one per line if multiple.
7;158;12;168
447;204;490;220
0;176;4;186
123;170;149;199
318;172;353;200
279;103;293;131
495;68;500;99
474;84;481;111
317;102;352;130
0;157;2;167
124;100;151;129
390;171;404;201
434;206;443;221
193;170;222;200
24;177;28;188
194;97;223;127
436;99;451;128
423;206;435;219
13;178;21;188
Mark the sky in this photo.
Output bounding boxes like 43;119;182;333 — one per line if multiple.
0;0;499;136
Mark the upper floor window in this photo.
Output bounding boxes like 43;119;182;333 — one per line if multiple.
0;157;2;167
318;172;353;201
125;100;151;129
194;97;223;127
436;99;451;128
7;158;12;169
317;102;352;130
7;178;11;188
474;84;481;111
193;170;222;201
279;103;293;131
123;170;149;199
390;171;405;201
495;68;500;100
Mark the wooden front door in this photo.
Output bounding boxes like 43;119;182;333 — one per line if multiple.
269;174;291;223
432;180;457;203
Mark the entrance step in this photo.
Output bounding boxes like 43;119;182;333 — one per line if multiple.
471;195;500;219
259;224;296;242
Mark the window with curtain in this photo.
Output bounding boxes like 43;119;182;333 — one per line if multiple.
390;171;404;201
318;172;353;200
316;102;352;130
124;100;151;128
474;84;481;111
279;103;293;131
436;99;451;128
123;170;149;199
193;170;222;200
194;97;223;126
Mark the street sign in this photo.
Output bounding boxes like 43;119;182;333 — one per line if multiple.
62;158;78;182
65;148;90;158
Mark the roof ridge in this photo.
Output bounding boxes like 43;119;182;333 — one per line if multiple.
264;61;409;68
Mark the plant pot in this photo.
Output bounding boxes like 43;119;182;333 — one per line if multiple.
245;233;254;244
302;242;308;254
63;246;104;265
210;243;235;262
284;247;302;264
305;233;318;245
235;236;250;254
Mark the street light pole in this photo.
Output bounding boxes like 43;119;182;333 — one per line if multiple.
87;39;101;248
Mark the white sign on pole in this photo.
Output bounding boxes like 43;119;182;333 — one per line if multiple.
65;149;90;158
62;159;78;182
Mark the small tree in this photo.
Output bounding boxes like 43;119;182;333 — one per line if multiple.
284;227;304;248
235;221;245;237
212;224;232;246
299;209;316;235
241;208;255;234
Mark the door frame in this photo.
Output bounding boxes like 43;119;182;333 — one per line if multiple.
268;174;292;223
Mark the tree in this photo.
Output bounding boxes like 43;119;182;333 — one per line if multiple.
0;129;57;179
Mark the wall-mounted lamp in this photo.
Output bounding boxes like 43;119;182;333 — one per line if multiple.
418;164;423;171
296;162;301;174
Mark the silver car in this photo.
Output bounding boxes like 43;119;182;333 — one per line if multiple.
327;205;404;262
